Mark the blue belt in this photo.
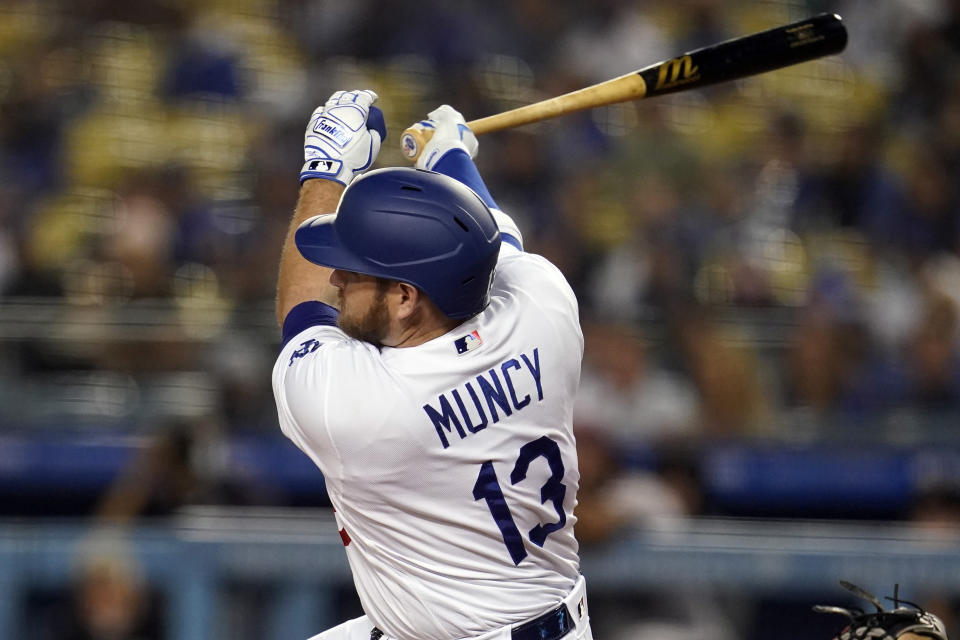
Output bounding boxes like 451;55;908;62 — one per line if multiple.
369;604;574;640
511;603;574;640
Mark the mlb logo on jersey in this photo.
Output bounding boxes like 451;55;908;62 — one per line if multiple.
454;329;482;354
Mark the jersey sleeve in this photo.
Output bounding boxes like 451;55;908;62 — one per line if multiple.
274;301;342;457
273;318;398;485
493;248;580;329
272;323;348;474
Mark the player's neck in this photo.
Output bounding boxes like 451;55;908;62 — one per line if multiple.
391;323;459;348
385;311;462;348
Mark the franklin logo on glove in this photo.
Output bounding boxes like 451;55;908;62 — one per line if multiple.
316;121;349;146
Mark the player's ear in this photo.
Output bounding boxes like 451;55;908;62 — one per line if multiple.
393;281;420;320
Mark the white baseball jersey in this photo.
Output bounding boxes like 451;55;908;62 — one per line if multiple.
273;213;584;640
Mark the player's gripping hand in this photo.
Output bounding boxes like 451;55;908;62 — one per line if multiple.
300;89;387;186
406;105;478;171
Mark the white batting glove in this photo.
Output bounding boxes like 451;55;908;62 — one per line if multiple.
301;89;386;186
411;105;478;171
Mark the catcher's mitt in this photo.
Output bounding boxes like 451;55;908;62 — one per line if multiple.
814;580;948;640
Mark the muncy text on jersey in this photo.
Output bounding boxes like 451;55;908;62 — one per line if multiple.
423;348;543;448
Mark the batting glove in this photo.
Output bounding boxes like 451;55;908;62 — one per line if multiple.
409;105;478;171
301;89;387;186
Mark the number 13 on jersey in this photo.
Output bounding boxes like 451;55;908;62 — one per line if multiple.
472;435;568;565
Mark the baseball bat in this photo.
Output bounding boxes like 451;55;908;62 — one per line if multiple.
400;13;847;161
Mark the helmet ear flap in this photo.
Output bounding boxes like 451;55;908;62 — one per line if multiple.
296;168;501;318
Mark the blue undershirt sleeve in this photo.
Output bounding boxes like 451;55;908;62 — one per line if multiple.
500;233;522;251
432;150;498;209
432;150;523;250
281;301;339;349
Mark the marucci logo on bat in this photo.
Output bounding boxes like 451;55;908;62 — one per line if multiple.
786;22;827;47
654;55;701;90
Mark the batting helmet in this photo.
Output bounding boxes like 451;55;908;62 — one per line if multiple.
295;167;502;318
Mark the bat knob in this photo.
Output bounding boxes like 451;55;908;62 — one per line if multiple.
400;126;433;163
400;131;419;160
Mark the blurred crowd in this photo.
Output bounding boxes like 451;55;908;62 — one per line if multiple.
0;0;957;485
2;0;959;447
0;0;957;425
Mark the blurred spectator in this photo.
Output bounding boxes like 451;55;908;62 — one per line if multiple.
574;429;738;640
904;293;960;410
0;53;65;194
793;122;907;252
573;427;689;545
106;178;176;300
896;6;960;127
585;165;706;314
785;293;907;417
557;1;670;83
95;419;232;524
38;538;162;640
162;27;242;102
66;554;159;640
887;144;960;260
674;310;769;436
575;320;698;444
787;303;859;413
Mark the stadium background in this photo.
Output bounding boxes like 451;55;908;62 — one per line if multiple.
0;0;959;638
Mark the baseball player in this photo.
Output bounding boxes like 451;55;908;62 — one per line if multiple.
272;89;592;640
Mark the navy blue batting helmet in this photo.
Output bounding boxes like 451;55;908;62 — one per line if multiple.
295;167;501;318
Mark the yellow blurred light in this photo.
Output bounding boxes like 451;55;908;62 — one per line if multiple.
0;1;56;56
173;262;231;339
167;102;253;172
86;22;163;106
581;200;632;249
28;188;118;270
65;106;170;187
